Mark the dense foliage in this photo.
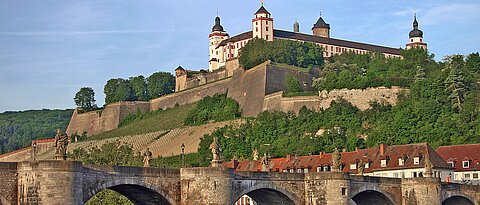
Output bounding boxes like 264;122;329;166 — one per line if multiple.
197;50;480;163
313;48;435;91
103;72;175;105
239;38;324;69
0;109;72;154
74;87;97;111
184;93;241;125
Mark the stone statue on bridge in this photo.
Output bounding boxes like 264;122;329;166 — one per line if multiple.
332;148;341;172
54;128;69;160
210;137;223;167
424;155;433;177
357;161;365;176
143;148;153;167
252;149;259;160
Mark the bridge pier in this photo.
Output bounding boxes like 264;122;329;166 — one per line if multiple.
17;161;84;205
180;167;234;205
401;177;442;205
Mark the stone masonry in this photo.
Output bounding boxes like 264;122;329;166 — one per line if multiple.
0;160;479;205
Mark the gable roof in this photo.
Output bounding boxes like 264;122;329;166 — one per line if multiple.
255;6;271;15
436;144;480;172
312;17;330;29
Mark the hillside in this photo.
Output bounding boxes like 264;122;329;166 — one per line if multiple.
88;103;196;140
0;109;72;154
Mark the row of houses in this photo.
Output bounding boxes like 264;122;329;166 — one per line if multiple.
224;143;480;185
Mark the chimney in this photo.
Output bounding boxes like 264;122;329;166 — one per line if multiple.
232;160;239;170
380;144;385;156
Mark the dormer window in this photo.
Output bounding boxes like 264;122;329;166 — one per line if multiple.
463;161;470;168
398;158;404;166
413;157;420;165
448;162;455;167
364;162;369;169
350;164;357;170
381;159;387;167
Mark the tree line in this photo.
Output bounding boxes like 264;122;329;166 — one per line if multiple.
74;71;175;111
239;38;324;69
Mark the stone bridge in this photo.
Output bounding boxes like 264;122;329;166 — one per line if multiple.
0;161;479;205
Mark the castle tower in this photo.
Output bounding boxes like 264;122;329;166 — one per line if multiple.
406;13;427;49
252;3;274;41
209;15;229;71
312;14;330;38
293;19;300;33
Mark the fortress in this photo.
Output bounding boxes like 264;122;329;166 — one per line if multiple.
66;4;424;136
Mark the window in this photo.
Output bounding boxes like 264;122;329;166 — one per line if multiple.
266;21;268;25
290;169;294;173
448;161;455;167
256;22;258;25
364;162;369;169
283;170;288;173
256;27;258;32
393;173;399;178
398;158;404;166
266;27;269;31
411;39;413;42
266;35;269;40
463;161;470;168
350;164;357;170
473;173;478;179
413;172;418;177
297;169;302;173
304;168;309;173
413;157;420;165
341;188;347;196
420;39;422;42
465;173;471;179
381;159;387;167
317;166;322;172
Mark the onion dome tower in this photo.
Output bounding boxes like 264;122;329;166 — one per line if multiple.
312;14;330;38
252;2;274;41
208;15;229;71
406;13;427;49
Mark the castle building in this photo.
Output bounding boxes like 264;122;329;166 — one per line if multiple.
208;4;427;72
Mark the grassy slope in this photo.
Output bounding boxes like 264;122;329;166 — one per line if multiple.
88;103;196;140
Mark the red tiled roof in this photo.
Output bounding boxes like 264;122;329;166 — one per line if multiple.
216;29;401;55
225;143;452;174
436;144;480;172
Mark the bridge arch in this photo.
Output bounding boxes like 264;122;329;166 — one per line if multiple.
234;184;299;205
84;179;177;205
350;186;396;205
442;195;476;205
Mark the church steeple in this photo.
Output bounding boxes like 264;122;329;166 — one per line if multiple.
406;12;427;50
209;14;229;72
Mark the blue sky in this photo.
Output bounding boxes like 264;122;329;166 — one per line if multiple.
0;0;479;112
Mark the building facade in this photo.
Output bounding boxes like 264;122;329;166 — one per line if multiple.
208;4;427;71
225;143;454;181
437;144;480;185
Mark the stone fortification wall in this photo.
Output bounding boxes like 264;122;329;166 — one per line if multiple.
66;101;150;136
0;139;55;162
183;69;229;91
265;63;313;95
263;86;405;114
150;77;231;111
0;162;17;205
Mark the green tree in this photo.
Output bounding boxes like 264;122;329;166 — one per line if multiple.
444;55;467;112
285;75;303;93
147;72;175;99
415;66;426;82
104;78;136;104
184;93;241;125
129;75;149;101
74;87;96;111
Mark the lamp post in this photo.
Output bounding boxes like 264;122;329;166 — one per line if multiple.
181;143;185;168
31;141;37;161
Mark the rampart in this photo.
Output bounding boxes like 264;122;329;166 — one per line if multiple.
263;86;405;114
66;60;406;136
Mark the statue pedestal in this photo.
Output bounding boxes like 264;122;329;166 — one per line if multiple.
55;154;67;161
210;159;223;168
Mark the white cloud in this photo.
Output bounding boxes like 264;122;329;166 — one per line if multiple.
421;3;480;26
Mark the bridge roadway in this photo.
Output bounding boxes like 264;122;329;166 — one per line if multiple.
0;160;478;205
